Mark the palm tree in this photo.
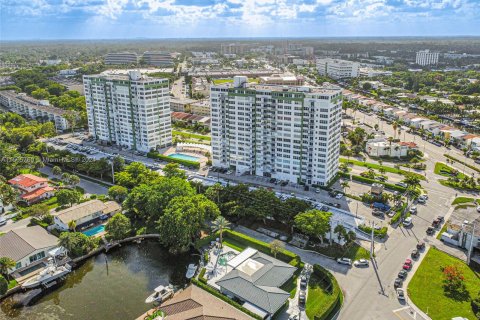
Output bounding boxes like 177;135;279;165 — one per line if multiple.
0;257;16;280
68;220;77;232
211;216;231;248
341;181;350;194
392;121;399;139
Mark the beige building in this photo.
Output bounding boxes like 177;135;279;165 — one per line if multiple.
52;200;121;231
259;74;305;86
190;100;210;116
170;97;196;113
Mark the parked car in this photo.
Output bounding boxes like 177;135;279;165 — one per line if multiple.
394;278;403;288
337;258;352;266
437;216;444;223
426;226;435;235
417;197;426;204
335;193;344;199
397;288;406;300
403;217;413;227
298;291;306;307
300;276;307;290
398;270;408;279
354;259;369;267
432;218;442;228
416;242;425;250
315;188;320;193
403;263;412;271
0;217;7;226
404;259;412;266
396;182;408;188
409;206;417;214
411;249;419;259
372;209;384;217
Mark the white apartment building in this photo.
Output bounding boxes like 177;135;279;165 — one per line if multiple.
416;50;439;66
0;91;70;131
210;76;342;186
316;58;360;79
83;71;172;153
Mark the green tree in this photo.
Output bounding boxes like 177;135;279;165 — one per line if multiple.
294;210;332;244
105;213;131;240
162;163;187;179
249;188;282;223
52;166;62;176
31;88;50;99
112;156;125;172
58;232;96;258
56;189;81;207
68;220;77;232
69;175;80;187
334;224;347;244
27;203;50;219
269;239;285;258
108;185;128;202
279;197;312;226
47;83;66;96
0;275;8;295
211;216;231;247
157;194;220;254
0;179;18;208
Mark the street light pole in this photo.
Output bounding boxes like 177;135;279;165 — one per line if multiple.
467;222;476;265
110;161;115;184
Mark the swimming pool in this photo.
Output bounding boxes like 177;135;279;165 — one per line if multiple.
168;153;200;162
82;224;105;237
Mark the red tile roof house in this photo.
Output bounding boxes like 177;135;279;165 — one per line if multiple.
8;174;55;205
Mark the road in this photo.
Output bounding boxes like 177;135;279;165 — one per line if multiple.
39;166;108;195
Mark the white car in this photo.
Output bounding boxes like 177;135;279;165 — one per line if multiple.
403;217;413;227
337;258;352;266
477;206;480;213
354;259;369;267
409;206;417;214
335;193;344;199
0;217;7;226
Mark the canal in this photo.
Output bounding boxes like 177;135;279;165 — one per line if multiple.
0;241;196;320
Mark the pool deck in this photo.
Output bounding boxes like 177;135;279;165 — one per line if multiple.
163;147;208;165
81;223;107;238
205;245;239;290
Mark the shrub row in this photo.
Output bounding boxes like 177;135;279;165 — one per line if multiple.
340;158;425;180
147;151;200;168
191;279;262;320
198;267;207;284
358;225;388;239
312;264;343;320
390;203;407;225
444;154;480;174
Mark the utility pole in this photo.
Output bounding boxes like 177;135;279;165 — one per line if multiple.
370;220;375;259
110;161;115;184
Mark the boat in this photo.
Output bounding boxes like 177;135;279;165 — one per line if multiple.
145;285;174;304
186;264;197;279
22;263;71;289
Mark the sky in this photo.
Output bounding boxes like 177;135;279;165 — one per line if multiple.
1;0;479;40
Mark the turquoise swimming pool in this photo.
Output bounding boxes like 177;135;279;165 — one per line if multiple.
168;153;200;162
82;224;105;237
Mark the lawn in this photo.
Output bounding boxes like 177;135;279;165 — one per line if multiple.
340;158;425;180
434;162;467;179
212;78;259;85
408;247;480;320
172;130;211;141
451;196;475;205
8;279;18;290
310;242;370;260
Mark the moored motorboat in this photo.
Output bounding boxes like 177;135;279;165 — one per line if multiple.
145;285;174;304
21;264;71;289
185;264;197;279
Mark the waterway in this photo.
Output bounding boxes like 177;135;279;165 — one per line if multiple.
0;241;196;320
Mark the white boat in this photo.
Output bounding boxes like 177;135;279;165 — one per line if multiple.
22;264;71;289
186;264;197;279
145;285;174;304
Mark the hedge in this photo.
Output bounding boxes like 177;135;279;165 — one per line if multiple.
444;154;480;174
173;130;211;141
191;279;262;320
358;225;388;239
198;267;207;284
223;230;298;264
311;264;343;320
390;203;407;225
341;172;407;193
147;151;200;168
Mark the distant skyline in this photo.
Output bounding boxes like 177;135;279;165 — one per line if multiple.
1;0;479;40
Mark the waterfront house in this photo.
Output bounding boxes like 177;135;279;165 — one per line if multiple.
52;200;121;231
215;247;296;319
8;174;55;205
0;226;59;274
366;138;417;158
140;284;254;320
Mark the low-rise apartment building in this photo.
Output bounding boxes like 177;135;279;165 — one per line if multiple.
317;58;359;79
0;91;70;131
104;52;139;65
